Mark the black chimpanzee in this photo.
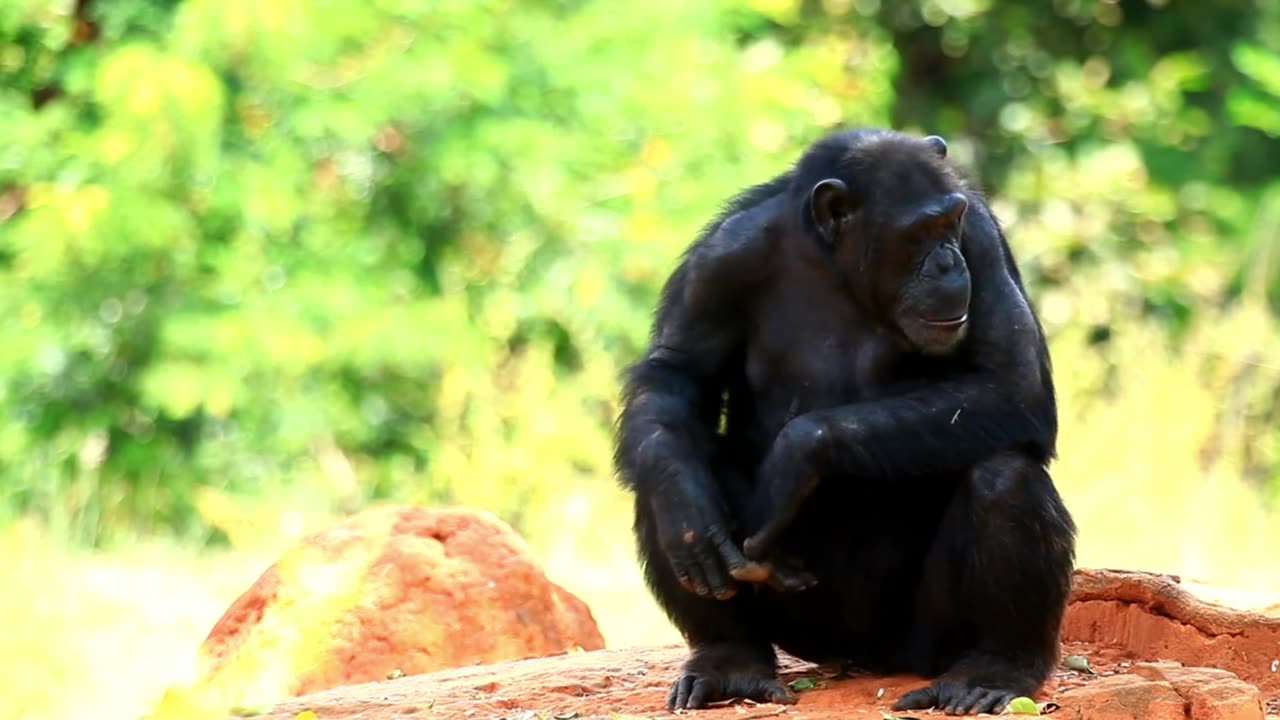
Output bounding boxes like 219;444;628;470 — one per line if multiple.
613;128;1077;716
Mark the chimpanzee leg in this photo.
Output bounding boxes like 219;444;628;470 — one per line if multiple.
894;451;1076;716
634;494;798;710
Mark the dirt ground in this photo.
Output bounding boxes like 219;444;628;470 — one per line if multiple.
256;569;1280;720
258;642;1270;720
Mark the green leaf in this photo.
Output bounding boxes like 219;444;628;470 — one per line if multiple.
1227;86;1280;135
787;677;817;692
1008;696;1041;715
1232;43;1280;98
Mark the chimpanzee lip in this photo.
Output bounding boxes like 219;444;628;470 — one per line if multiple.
919;313;968;327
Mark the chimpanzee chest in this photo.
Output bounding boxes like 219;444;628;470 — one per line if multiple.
744;299;902;435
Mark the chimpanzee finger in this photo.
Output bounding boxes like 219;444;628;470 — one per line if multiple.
935;681;964;708
892;685;939;711
945;687;988;715
691;538;742;599
667;550;699;593
766;565;819;593
729;560;773;583
692;528;736;599
668;675;695;710
702;558;737;600
970;690;1013;715
742;520;782;561
709;525;754;578
686;677;715;708
684;560;713;598
772;553;819;591
666;542;712;596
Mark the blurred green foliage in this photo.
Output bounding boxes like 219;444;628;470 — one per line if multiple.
2;0;1279;546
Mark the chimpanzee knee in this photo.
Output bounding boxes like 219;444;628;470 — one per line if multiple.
967;451;1046;514
965;451;1076;563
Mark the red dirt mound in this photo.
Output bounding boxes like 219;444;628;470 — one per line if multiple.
196;505;604;701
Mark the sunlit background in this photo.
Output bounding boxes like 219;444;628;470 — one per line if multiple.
3;0;1280;719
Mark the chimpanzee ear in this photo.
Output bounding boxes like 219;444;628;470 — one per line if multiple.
809;178;854;250
923;135;948;158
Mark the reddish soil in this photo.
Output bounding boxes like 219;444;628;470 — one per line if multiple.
198;506;603;698
1063;569;1280;696
252;570;1279;720
258;644;1265;720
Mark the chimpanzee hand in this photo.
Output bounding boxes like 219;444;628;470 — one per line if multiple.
743;416;825;564
650;479;754;600
650;478;816;599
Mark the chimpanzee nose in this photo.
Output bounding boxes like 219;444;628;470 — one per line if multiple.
930;246;958;275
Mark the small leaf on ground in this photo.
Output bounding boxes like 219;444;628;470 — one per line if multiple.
1007;696;1040;715
229;705;270;717
1062;654;1095;673
787;677;816;692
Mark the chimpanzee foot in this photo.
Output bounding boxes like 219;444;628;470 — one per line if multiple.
667;646;797;710
893;680;1016;716
892;658;1039;716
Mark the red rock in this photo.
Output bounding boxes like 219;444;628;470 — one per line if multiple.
1132;662;1265;720
1050;663;1265;720
193;506;604;704
1065;568;1280;696
1056;675;1186;720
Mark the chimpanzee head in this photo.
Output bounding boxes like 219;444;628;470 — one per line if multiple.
796;130;972;355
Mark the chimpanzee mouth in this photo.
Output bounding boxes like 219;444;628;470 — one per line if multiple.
919;313;968;328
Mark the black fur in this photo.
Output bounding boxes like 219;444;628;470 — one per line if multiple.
613;128;1077;716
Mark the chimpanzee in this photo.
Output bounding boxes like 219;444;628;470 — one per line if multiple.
613;128;1077;716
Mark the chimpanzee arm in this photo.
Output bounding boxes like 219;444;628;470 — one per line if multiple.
744;202;1057;561
616;194;784;599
